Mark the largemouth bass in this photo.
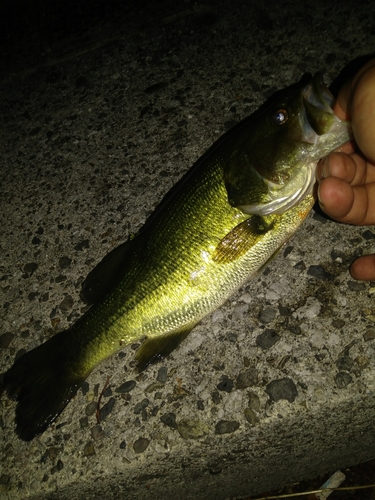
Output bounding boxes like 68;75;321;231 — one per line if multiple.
1;73;350;441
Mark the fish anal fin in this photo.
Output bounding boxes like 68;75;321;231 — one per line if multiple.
1;331;88;441
135;327;194;372
80;240;133;305
213;215;275;264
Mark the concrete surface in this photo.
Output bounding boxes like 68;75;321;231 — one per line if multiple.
1;0;375;498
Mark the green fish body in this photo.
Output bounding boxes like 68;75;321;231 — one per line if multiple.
1;73;351;441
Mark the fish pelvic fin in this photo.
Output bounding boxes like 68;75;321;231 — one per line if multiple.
1;331;89;441
135;327;194;372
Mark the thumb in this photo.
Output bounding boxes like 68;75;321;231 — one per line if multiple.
350;61;375;164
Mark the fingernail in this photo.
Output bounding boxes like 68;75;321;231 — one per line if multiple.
316;157;328;181
320;157;328;178
317;185;324;207
316;160;322;181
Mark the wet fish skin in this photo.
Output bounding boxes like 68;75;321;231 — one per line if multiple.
0;73;351;441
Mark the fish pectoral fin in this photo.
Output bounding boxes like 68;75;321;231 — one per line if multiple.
81;240;133;305
213;214;275;264
1;330;89;441
135;327;194;372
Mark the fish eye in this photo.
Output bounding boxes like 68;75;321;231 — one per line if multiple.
272;109;288;125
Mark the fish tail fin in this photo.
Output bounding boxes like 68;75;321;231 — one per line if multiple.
1;330;88;441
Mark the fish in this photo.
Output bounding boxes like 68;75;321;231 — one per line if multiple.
0;73;351;441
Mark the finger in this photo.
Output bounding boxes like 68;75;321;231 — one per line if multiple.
333;90;350;121
350;63;375;163
318;177;375;225
316;151;366;184
350;254;375;281
334;59;375;121
317;176;354;220
336;142;356;155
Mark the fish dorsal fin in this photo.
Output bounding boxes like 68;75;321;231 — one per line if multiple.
213;215;275;264
80;240;133;305
135;327;194;372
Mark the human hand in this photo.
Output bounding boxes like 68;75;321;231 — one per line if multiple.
316;59;375;280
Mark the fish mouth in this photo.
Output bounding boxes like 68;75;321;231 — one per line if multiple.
238;160;316;216
237;74;346;216
230;73;351;217
299;72;336;143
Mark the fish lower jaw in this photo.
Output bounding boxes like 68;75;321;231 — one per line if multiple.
238;161;316;216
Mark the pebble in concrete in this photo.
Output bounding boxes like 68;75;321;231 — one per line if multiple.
115;380;136;393
177;419;209;439
215;420;240;435
256;329;281;350
133;438;150;454
266;378;298;403
235;368;258;389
